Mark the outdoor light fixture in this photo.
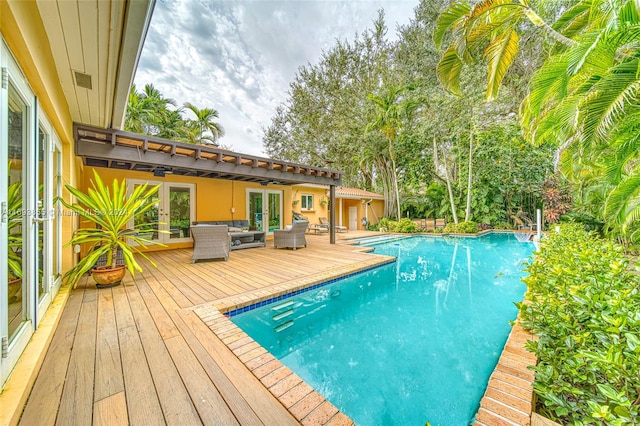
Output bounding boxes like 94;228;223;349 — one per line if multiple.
153;167;172;177
260;181;269;186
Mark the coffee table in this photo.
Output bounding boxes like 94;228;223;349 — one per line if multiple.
229;231;266;250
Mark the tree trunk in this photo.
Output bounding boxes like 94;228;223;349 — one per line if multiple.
111;246;118;269
390;156;401;220
434;135;459;224
465;128;473;222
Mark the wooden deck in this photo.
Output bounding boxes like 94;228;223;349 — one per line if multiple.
18;232;390;425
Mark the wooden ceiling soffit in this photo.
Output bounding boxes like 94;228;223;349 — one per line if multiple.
74;124;342;186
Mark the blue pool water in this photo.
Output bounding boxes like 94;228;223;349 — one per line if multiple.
231;233;534;425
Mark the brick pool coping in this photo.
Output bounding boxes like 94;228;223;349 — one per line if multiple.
192;252;541;425
475;320;538;425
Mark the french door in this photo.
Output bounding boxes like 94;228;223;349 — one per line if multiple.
127;180;195;244
1;40;62;385
246;189;282;234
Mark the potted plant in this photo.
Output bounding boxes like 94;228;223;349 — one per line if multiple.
7;179;22;300
61;170;166;288
320;197;328;207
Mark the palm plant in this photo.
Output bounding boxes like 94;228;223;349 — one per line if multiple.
7;179;22;281
61;170;166;288
365;85;417;219
125;83;178;136
183;102;224;145
436;0;640;238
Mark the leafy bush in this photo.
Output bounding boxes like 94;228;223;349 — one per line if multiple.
379;218;393;231
367;222;380;231
493;222;514;230
395;218;417;233
443;221;479;234
477;222;492;231
519;224;640;424
378;217;418;233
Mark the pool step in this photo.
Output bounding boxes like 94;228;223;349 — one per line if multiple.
272;309;294;322
271;300;294;311
274;320;294;332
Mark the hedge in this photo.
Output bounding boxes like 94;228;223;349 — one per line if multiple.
519;224;640;424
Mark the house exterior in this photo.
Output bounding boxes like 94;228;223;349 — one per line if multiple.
1;0;157;393
292;184;385;230
0;1;375;412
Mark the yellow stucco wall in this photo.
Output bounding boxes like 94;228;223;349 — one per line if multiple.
291;185;385;230
84;167;298;247
1;1;79;272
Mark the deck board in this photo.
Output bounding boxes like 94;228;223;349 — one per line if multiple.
20;231;387;425
112;285;165;426
56;286;98;426
94;290;124;402
18;285;86;426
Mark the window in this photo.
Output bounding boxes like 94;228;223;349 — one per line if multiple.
301;194;313;210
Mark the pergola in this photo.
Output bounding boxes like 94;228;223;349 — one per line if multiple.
74;124;343;243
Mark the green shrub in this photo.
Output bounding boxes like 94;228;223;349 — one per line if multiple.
443;221;479;234
493;222;514;230
457;221;479;233
519;224;640;424
395;218;417;233
366;222;380;231
379;218;392;231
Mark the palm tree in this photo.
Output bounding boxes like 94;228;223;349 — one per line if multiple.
365;85;417;219
183;102;224;145
125;84;177;136
435;0;640;238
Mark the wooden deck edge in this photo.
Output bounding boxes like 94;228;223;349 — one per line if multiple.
0;284;72;426
194;305;353;426
208;255;396;313
474;318;538;426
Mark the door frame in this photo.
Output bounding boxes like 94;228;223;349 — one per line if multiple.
126;179;196;244
245;188;283;235
1;39;36;385
35;111;63;324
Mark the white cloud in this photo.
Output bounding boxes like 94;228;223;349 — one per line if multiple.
135;0;417;156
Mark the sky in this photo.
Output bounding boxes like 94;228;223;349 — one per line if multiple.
134;0;418;156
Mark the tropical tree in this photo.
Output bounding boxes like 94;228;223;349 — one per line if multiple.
436;0;640;239
125;85;227;147
125;83;177;135
365;85;418;219
182;102;224;145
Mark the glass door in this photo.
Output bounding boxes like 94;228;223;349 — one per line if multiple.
127;180;194;244
266;191;282;232
166;184;195;242
6;81;28;346
248;191;264;232
130;180;161;244
35;114;63;322
247;189;282;234
1;44;36;385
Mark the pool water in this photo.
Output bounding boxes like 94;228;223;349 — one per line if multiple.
231;233;534;425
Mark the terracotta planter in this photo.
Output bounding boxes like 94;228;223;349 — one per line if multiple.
91;265;126;288
8;277;21;301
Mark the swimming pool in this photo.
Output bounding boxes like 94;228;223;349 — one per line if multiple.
231;233;534;425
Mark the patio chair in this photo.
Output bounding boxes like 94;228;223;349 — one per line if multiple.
190;225;231;263
435;218;446;230
274;221;308;250
318;217;348;232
